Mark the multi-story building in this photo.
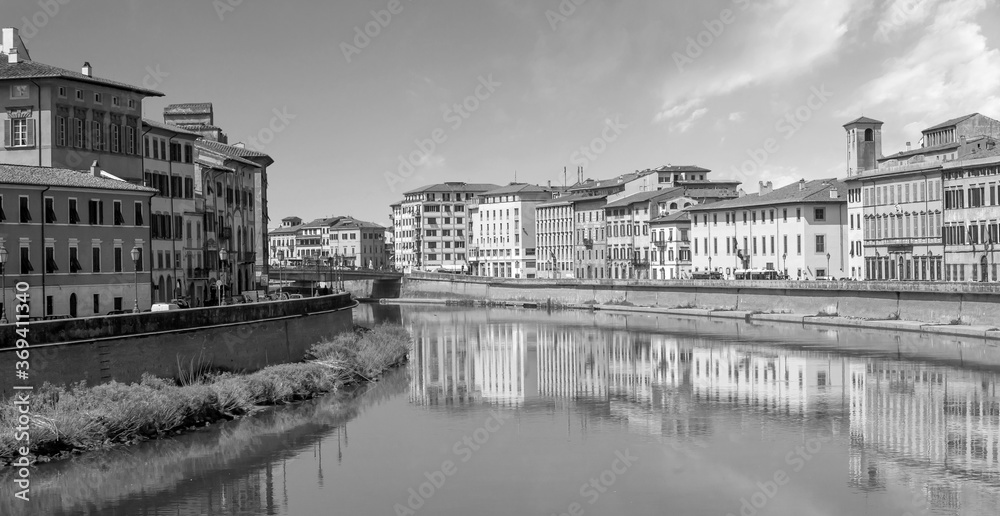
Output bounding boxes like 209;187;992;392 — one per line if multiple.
1;28;162;179
535;195;578;279
688;179;849;280
842;114;1000;281
395;182;498;273
268;216;301;266
168;103;274;291
473;183;554;278
649;211;692;280
141;119;202;303
568;165;715;198
574;195;609;279
941;149;1000;282
0;164;156;318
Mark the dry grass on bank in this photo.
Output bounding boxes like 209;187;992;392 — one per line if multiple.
0;325;411;464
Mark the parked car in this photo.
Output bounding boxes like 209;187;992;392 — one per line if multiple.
151;303;181;312
42;314;72;321
288;294;304;300
170;298;191;309
691;271;724;280
105;310;128;316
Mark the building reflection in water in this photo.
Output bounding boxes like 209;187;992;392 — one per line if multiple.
406;312;1000;514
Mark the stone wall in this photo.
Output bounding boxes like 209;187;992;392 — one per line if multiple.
0;294;355;397
402;274;1000;326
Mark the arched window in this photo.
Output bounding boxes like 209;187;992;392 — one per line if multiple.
864;128;874;142
69;293;77;318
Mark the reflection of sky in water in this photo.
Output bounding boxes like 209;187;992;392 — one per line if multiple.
3;306;998;516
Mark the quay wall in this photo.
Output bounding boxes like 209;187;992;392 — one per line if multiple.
402;273;1000;327
0;294;355;397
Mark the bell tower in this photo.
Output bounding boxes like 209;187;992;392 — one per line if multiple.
843;116;884;176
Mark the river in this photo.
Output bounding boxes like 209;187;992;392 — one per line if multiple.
3;305;1000;515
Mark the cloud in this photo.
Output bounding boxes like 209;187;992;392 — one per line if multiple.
842;0;1000;140
728;112;745;122
656;0;860;125
671;107;709;133
874;0;940;42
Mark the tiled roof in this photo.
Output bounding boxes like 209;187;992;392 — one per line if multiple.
195;143;263;168
302;216;385;230
953;146;1000;162
605;187;684;209
482;183;555;196
0;57;164;96
404;182;501;195
650;211;692;224
536;193;607;208
196;140;273;162
177;123;223;132
688;179;847;211
879;141;960;161
0;164;156;192
568;171;654;192
650;164;711;173
843;116;884;126
922;113;978;133
142;119;203;138
269;225;300;235
164;103;213;115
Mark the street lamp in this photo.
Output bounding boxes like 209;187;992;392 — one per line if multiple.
782;253;787;279
219;248;229;305
130;246;141;313
826;252;831;279
0;245;8;324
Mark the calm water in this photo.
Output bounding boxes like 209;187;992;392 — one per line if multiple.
3;305;1000;516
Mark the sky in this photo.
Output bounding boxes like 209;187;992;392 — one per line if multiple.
2;0;999;227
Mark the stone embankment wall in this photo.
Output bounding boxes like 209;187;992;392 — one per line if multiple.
0;294;355;397
402;273;1000;326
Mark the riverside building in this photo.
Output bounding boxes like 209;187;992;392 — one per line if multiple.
473;183;555;279
941;149;1000;282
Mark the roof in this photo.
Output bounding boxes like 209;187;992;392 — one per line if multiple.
650;164;711;173
195;142;264;168
922;113;978;133
568;170;654;192
196;140;273;164
0;57;164;97
269;225;300;235
649;211;692;224
605;187;683;209
879;140;960;161
302;216;385;230
687;179;847;211
481;183;555;196
142;119;203;138
403;182;501;195
164;103;214;115
536;193;608;208
177;123;223;132
0;164;156;193
843;116;884;127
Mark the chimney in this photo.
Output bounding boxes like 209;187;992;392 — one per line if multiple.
759;181;773;196
737;188;746;198
798;179;806;191
90;160;101;178
82;62;92;77
906;142;911;151
830;188;839;199
6;46;16;64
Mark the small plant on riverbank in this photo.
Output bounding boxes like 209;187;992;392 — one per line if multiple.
0;324;411;465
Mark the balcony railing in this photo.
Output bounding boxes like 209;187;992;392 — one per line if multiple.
631;259;651;269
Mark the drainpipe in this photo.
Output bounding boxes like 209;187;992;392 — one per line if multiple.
40;185;50;316
30;80;43;166
168;134;178;300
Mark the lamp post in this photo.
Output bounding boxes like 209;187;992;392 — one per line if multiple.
219;248;229;305
0;246;8;324
826;252;831;280
130;246;141;313
782;253;787;279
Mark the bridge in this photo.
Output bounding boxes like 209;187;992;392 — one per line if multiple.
271;269;403;299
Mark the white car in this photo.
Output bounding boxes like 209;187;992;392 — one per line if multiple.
151;303;181;312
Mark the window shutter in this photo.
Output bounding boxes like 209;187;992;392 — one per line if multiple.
26;119;36;147
3;120;10;148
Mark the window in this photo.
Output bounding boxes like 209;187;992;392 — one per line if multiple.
112;96;120;107
91;120;102;150
797;235;802;255
57;116;67;146
70;247;82;273
796;208;801;221
92;247;101;272
58;86;67;98
814;208;826;221
126;126;135;155
45;197;56;223
111;124;120;153
45;246;58;273
114;247;123;272
114;201;125;226
19;196;30;223
93;294;100;314
20;247;33;275
5;118;35;148
128;99;136;110
134;202;144;226
10;84;29;99
816;235;826;253
94;93;103;104
0;195;5;222
75;89;84;101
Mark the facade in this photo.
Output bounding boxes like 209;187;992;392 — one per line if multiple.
0;164;156;318
569;165;713;198
688;179;849;280
292;216;388;269
141;119;202;303
649;212;692;280
1;28;162;178
574;196;609;279
473;183;555;278
605;189;689;280
941;150;1000;282
268;216;302;266
535;195;579;279
395;182;499;273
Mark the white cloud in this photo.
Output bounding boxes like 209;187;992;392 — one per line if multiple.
843;0;1000;145
671;107;709;133
874;0;940;42
728;112;745;122
656;0;860;125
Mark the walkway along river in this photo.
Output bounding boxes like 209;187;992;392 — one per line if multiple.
2;304;999;515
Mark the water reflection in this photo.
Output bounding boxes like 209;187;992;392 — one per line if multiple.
405;308;1000;514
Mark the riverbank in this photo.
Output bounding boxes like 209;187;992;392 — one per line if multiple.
0;324;411;466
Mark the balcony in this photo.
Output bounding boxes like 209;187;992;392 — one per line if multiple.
583;238;594;249
630;259;651;269
652;239;670;247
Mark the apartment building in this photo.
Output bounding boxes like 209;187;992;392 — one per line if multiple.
268;216;302;265
0;164;155;318
941;149;1000;282
294;216;388;269
574;196;610;279
473;183;555;278
649;212;692;280
535;195;579;279
395;182;498;272
688;179;849;280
